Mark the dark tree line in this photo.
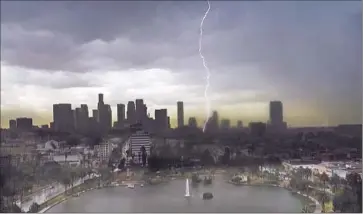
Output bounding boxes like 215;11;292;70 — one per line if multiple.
116;146;148;169
147;156;198;171
333;172;362;213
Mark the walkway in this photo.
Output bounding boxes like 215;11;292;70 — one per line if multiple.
297;191;322;213
17;175;96;212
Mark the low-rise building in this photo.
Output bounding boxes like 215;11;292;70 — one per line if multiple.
0;140;37;165
53;154;82;167
283;160;362;179
94;141;116;162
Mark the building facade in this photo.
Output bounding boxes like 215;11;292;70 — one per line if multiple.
177;101;184;128
188;117;197;128
53;104;74;132
117;104;126;125
155;109;168;131
16;117;33;131
127;101;136;124
124;130;151;165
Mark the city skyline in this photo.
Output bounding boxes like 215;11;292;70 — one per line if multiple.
1;1;362;128
3;96;287;129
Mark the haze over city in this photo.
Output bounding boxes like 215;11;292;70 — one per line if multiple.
1;1;361;128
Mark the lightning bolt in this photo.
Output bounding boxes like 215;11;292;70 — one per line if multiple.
199;0;211;133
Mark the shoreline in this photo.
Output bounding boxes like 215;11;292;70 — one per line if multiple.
228;180;322;213
39;173;322;214
38;181;144;213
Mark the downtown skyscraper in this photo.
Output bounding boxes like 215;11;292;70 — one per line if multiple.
155;109;168;131
53;103;74;132
268;100;287;130
117;104;126;124
177;101;184;128
97;93;112;132
127;101;136;124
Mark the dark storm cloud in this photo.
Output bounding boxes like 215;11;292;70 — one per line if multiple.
1;1;207;72
1;1;361;106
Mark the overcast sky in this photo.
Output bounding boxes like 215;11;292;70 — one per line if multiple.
1;1;361;128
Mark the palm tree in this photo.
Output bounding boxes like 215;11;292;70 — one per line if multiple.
330;173;341;193
304;168;312;181
69;170;78;193
64;152;68;163
345;172;362;212
141;146;147;167
98;168;112;186
319;172;329;212
61;176;71;195
301;205;309;213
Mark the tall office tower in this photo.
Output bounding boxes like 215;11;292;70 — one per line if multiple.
16;117;33;131
50;122;54;129
269;101;283;126
9;120;16;129
155;109;168;131
220;119;231;130
177;101;184;128
249;122;266;137
97;93;104;123
82;106;89;132
127;101;136;124
237;120;243;129
105;104;112;129
188;117;197;128
74;107;82;131
205;110;219;132
53;103;74;132
72;109;76;129
73;106;88;134
161;109;168;129
81;104;89;118
97;93;112;132
117;104;126;124
98;93;104;105
167;116;171;129
92;109;98;120
143;104;147;118
135;99;144;123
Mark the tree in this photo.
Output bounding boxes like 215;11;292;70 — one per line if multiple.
303;168;312;180
2;204;22;213
333;188;358;212
141;146;147;167
319;172;329;212
69;169;79;193
222;147;231;165
118;158;126;169
345;172;362;212
98;168;112;184
330;173;341;193
65;135;81;147
126;149;131;158
201;149;215;166
61;176;71;194
28;202;40;213
301;205;309;213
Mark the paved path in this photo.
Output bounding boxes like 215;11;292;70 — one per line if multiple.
297;191;322;213
17;175;96;212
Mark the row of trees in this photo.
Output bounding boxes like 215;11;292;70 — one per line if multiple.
0;160;93;213
333;172;362;213
144;146;282;172
287;167;362;213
